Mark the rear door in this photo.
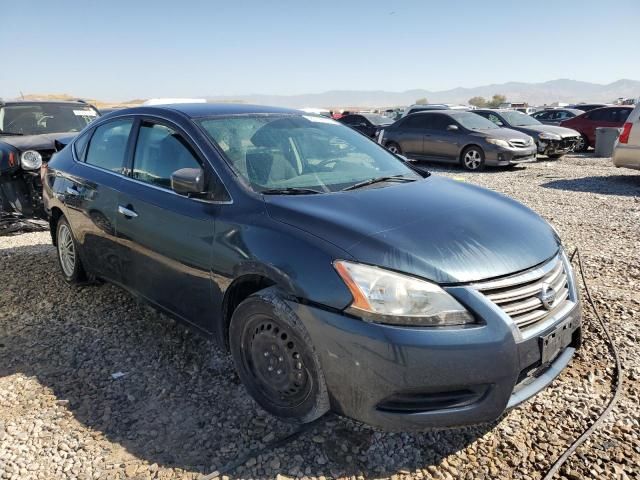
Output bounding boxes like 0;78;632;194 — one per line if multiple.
115;118;221;332
393;115;428;156
422;114;461;162
63;117;135;283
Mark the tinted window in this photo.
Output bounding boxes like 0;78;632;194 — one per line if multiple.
85;119;133;172
532;111;550;120
587;109;610;121
0;103;98;136
430;114;453;131
340;115;359;125
613;109;631;123
401;115;432;129
132;122;202;189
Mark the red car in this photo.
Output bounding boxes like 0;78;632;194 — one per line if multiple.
560;106;633;151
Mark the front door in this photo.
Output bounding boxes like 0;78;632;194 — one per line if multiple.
115;119;218;332
422;114;461;162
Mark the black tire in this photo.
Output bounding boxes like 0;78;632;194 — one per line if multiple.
56;216;87;284
386;142;402;155
229;287;330;423
575;134;589;152
460;145;485;171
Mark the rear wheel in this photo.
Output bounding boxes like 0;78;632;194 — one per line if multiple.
56;217;87;284
386;142;402;155
575;134;589;152
229;287;330;423
461;146;485;171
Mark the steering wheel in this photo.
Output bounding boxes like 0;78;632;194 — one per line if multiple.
37;115;53;127
314;158;350;170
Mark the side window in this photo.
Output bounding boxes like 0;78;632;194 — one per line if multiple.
85;119;133;172
402;115;431;129
615;109;631;123
588;109;608;121
341;115;356;125
487;113;504;126
132;122;202;189
73;129;92;161
431;114;452;131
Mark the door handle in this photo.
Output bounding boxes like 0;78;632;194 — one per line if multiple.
118;205;138;218
66;186;79;196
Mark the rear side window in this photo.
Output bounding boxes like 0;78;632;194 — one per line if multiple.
402;115;432;129
73;129;92;161
132;122;201;189
85;119;133;172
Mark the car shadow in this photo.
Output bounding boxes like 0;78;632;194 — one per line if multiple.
0;242;492;477
541;175;640;197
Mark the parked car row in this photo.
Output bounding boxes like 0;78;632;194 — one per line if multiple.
559;106;633;152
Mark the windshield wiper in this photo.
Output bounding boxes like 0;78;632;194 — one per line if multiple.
342;175;417;191
261;187;323;195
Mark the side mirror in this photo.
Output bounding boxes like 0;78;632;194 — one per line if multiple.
446;124;459;132
171;167;205;195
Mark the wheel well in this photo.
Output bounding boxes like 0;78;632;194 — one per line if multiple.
222;275;275;348
49;207;64;246
459;144;484;161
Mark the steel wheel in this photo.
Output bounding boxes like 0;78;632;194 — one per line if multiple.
463;148;483;170
57;223;76;277
243;315;312;408
229;287;330;423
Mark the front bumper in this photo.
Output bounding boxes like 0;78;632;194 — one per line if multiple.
485;144;537;166
538;137;579;156
291;280;581;431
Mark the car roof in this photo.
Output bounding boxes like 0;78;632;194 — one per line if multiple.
113;103;302;119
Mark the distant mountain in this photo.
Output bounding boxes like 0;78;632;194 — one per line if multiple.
204;79;640;108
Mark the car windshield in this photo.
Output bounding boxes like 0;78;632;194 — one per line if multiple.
500;111;541;127
455;112;500;130
198;114;420;193
362;114;394;125
0;103;99;135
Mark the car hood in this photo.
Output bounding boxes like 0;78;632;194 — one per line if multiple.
265;176;560;284
471;127;533;141
0;132;77;151
512;125;579;138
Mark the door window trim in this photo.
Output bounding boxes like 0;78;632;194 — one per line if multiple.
72;112;233;204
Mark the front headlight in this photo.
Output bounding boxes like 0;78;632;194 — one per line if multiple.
486;138;510;148
20;150;43;170
539;132;561;140
333;260;475;326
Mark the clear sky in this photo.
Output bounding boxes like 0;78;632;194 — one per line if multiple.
2;0;639;101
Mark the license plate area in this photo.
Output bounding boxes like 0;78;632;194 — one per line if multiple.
540;318;575;365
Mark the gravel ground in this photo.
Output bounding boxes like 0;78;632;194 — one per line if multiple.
1;153;639;480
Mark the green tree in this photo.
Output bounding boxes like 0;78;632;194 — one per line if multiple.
415;97;429;105
487;94;507;108
468;96;487;108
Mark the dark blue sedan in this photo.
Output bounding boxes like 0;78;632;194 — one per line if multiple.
43;103;582;430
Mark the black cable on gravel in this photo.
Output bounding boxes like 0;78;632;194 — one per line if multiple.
542;248;624;479
200;415;330;480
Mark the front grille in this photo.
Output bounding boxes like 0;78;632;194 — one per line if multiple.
509;139;530;148
472;254;573;331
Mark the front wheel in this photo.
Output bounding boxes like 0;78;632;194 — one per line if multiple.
575;134;589;152
461;146;485;171
229;287;330;423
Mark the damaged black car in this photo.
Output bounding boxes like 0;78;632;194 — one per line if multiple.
0;99;100;218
